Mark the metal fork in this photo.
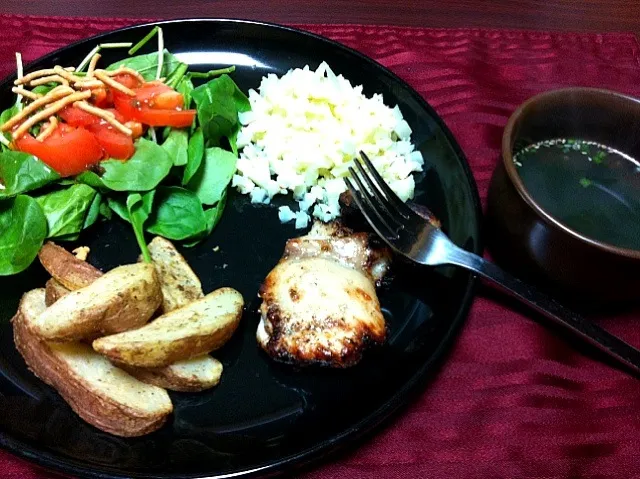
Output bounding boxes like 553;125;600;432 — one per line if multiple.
346;151;640;377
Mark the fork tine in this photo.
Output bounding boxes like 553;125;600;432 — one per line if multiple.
358;151;417;220
345;175;399;241
352;159;405;230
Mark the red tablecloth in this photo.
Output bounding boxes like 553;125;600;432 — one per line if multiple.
1;14;640;479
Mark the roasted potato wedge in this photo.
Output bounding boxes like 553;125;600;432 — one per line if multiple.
44;278;70;306
38;242;103;290
29;263;162;341
93;287;244;368
146;236;204;313
123;355;223;392
12;289;173;437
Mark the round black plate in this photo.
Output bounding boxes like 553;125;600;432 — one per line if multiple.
0;19;482;479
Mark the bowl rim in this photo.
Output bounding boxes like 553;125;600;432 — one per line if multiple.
501;86;640;261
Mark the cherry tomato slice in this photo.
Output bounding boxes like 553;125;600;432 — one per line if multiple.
134;84;184;109
87;123;135;160
112;73;143;90
89;87;109;108
114;93;195;128
59;106;127;128
14;125;103;177
58;105;99;127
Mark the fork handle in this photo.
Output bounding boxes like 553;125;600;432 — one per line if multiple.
449;248;640;376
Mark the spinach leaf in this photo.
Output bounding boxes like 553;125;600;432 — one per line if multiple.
127;191;155;262
0;195;47;275
146;186;206;240
176;75;194;110
1;104;19;125
162;129;189;166
187;147;237;205
0;105;19;147
56;179;76;186
31;84;57;96
83;191;103;230
107;196;129;222
99;201;113;220
204;188;227;232
229;80;250;156
0;151;60;197
34;184;97;239
183;188;227;247
191;74;250;148
106;50;181;81
101;138;172;191
183;127;204;185
75;170;107;190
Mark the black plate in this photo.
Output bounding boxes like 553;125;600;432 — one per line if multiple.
0;19;482;479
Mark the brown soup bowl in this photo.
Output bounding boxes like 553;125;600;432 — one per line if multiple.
485;87;640;308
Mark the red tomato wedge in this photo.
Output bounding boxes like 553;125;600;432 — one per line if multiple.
87;123;135;160
59;105;126;127
58;105;99;127
14;125;103;177
112;73;143;90
89;87;109;108
134;83;184;109
90;74;142;109
113;86;196;128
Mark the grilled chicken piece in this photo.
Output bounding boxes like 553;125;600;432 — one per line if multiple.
257;221;391;368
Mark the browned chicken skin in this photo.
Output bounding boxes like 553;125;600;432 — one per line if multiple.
257;221;391;368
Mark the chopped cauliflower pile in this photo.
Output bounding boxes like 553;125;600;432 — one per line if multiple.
232;62;424;229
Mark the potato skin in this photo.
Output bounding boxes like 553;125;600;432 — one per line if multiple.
38;242;103;290
12;289;172;437
93;287;244;368
146;236;204;313
44;278;70;306
30;263;162;341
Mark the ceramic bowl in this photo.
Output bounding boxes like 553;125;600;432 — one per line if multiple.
486;87;640;306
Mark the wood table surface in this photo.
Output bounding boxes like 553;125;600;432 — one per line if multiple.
2;0;640;34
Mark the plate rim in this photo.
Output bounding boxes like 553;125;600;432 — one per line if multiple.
0;17;484;479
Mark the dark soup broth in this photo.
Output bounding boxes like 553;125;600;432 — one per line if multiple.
514;138;640;251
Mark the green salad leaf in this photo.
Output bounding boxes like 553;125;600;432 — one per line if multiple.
0;104;19;125
1;105;19;148
162;129;189;166
183;127;204;185
177;75;195;110
75;170;107;190
187;147;237;206
34;184;97;239
146;186;207;240
183;188;228;247
106;50;181;81
31;84;59;96
192;74;250;149
229;83;250;156
0;195;47;276
83;192;103;230
101;138;173;191
0;151;60;197
0;28;250;277
107;196;129;223
99;201;113;220
127;191;155;262
205;188;227;232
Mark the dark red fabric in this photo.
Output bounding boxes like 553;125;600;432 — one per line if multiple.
1;14;640;479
